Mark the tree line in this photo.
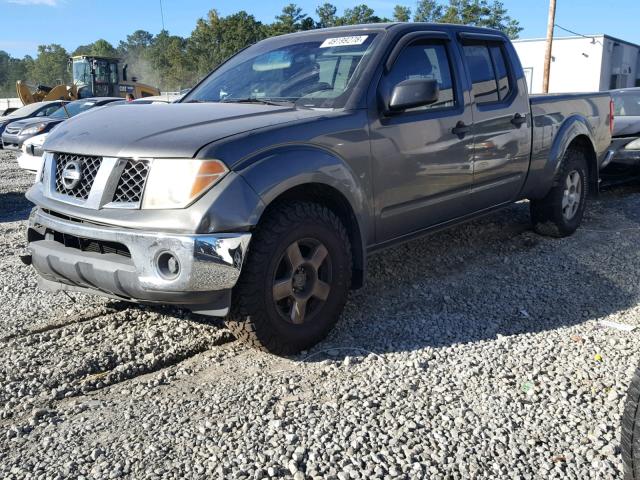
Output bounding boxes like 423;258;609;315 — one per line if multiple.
0;0;522;97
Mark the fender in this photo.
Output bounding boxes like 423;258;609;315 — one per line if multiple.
237;145;371;288
521;114;597;200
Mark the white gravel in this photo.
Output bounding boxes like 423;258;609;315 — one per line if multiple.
1;148;639;479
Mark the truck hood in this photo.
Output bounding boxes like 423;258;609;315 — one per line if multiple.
613;116;640;137
44;103;327;158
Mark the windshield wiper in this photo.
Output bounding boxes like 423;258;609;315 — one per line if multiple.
220;97;294;107
184;99;211;103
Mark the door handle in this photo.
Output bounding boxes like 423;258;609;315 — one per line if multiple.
452;121;471;138
511;113;527;127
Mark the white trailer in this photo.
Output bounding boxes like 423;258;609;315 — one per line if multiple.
513;34;640;94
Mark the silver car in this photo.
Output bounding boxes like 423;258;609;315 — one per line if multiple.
606;88;640;168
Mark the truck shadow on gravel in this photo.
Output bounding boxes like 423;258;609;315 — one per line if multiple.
4;180;639;365
127;189;639;361
0;191;33;223
312;193;640;360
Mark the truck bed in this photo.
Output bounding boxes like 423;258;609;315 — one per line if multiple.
521;92;612;198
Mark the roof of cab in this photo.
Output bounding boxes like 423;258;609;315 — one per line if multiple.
269;22;508;40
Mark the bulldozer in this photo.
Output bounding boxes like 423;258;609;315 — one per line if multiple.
17;55;160;105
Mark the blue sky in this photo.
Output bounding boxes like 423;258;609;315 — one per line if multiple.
0;0;638;58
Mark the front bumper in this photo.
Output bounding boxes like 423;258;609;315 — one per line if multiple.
1;131;28;150
604;138;640;167
27;208;251;316
608;148;640;166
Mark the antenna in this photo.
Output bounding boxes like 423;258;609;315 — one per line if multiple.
159;0;165;31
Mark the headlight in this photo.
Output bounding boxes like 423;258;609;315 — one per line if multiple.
20;123;47;136
625;138;640;150
141;159;228;209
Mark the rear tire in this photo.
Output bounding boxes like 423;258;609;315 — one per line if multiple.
530;147;589;237
623;367;640;480
226;202;352;355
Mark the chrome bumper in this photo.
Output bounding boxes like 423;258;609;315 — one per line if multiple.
27;208;251;314
602;138;640;168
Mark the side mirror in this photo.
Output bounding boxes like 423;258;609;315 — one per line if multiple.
387;78;439;112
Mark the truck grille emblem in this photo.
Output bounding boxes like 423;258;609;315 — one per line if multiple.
61;160;83;190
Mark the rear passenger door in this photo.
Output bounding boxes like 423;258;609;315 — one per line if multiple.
459;34;531;208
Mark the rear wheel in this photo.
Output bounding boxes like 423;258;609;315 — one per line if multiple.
623;367;640;480
530;148;589;237
226;202;352;355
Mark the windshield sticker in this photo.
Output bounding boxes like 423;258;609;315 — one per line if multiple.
320;36;368;48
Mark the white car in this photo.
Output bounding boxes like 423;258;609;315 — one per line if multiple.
17;132;47;173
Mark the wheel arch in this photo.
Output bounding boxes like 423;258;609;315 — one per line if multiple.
524;116;599;200
549;117;598;190
238;147;370;290
565;134;598;194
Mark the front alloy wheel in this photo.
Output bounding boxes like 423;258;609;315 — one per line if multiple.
226;202;352;355
273;239;332;325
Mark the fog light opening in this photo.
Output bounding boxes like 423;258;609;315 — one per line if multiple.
157;251;180;279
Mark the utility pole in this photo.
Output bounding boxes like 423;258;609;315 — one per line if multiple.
159;0;166;31
542;0;557;93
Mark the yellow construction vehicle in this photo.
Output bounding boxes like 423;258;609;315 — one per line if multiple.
17;55;160;105
16;82;78;105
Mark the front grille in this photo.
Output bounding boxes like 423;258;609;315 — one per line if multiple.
41;209;86;224
5;125;21;134
54;153;102;200
112;160;150;204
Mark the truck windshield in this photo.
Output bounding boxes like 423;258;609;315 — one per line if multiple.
183;32;380;109
613;91;640;116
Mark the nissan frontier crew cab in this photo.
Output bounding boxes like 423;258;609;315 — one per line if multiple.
24;23;613;354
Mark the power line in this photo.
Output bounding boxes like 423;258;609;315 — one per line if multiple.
554;24;601;44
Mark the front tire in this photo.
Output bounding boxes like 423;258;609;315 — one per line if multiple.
530;147;589;237
226;202;352;355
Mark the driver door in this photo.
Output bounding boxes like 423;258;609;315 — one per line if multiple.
370;35;475;244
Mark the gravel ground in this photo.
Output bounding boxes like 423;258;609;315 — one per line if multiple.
1;148;639;479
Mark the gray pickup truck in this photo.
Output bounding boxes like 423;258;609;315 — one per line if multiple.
25;23;612;354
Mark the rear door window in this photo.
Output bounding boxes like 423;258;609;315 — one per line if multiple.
489;45;512;100
463;44;499;104
463;42;513;105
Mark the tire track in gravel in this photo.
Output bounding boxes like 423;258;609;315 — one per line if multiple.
0;306;119;343
0;306;233;421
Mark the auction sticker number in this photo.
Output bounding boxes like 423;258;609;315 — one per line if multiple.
320;36;368;48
